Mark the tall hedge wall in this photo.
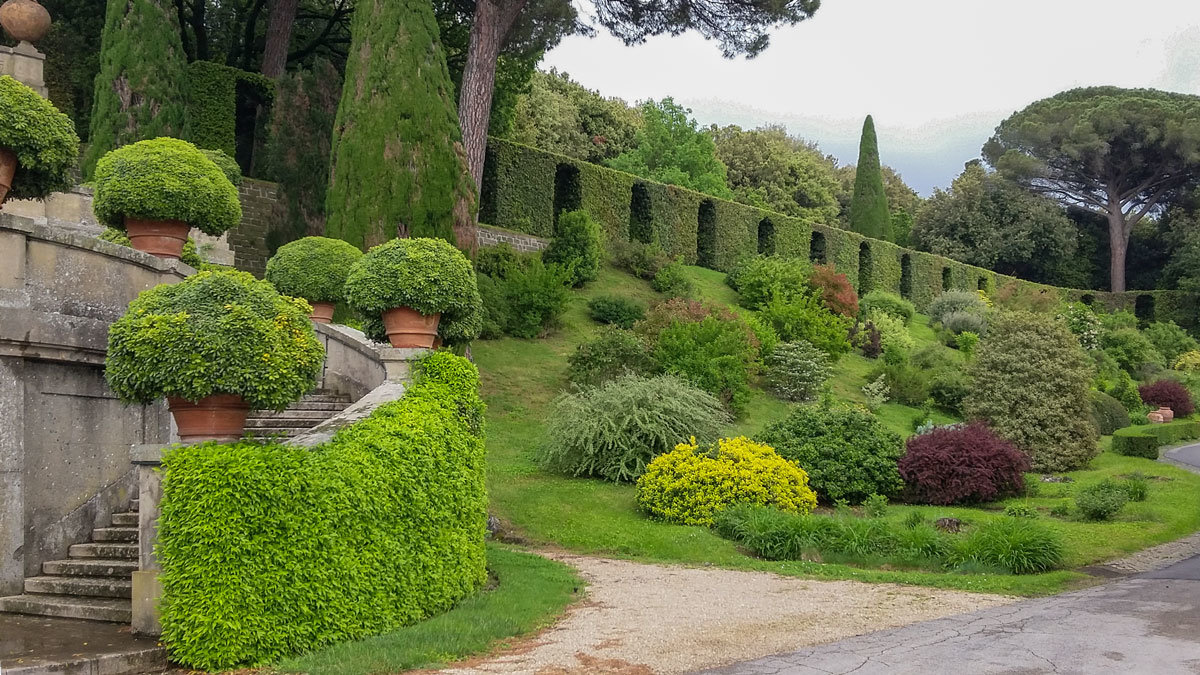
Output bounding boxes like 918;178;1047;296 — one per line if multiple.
184;61;275;160
482;137;1198;329
157;352;487;670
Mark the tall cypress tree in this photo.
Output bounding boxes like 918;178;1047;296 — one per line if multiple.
325;0;477;250
82;0;188;178
848;115;891;241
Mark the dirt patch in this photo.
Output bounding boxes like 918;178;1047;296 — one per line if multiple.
437;555;1015;674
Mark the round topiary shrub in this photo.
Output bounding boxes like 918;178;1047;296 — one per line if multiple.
1089;390;1132;435
543;209;603;287
0;75;79;202
636;437;818;526
1138;379;1195;417
764;341;832;402
757;404;905;504
266;236;364;304
538;374;731;482
899;422;1030;505
860;290;915;325
92;137;242;235
105;269;324;410
964;311;1099;472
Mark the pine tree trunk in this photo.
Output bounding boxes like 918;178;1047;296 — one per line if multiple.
261;0;299;78
1107;209;1129;293
458;0;526;189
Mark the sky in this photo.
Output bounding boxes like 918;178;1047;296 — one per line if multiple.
542;0;1200;195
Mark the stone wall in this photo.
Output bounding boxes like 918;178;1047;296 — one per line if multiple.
0;214;189;595
227;179;279;277
477;223;549;252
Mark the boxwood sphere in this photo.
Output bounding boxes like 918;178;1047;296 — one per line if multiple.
92;137;242;235
0;75;80;200
343;237;478;318
266;236;364;304
105;269;324;410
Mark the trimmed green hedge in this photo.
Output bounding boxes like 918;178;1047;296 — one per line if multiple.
481;137;1197;325
184;61;274;158
158;352;488;670
266;236;363;304
1112;419;1200;459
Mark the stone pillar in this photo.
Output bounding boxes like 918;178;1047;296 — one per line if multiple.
0;357;26;596
379;347;431;383
0;41;46;97
130;443;165;636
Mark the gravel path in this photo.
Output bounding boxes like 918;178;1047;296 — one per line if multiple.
438;555;1014;675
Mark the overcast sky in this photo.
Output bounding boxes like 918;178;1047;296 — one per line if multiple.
543;0;1200;195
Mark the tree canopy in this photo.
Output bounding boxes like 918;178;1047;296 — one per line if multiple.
710;124;840;223
507;69;642;163
983;86;1200;292
608;98;732;199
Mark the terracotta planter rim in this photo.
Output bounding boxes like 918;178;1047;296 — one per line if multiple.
167;393;250;444
381;305;440;349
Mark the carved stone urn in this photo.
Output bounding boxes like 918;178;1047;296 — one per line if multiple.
0;0;51;44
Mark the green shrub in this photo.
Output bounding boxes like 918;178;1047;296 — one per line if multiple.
1004;503;1039;519
1102;327;1165;373
538;375;730;482
1121;475;1149;502
1112;420;1200;458
652;258;693;298
953;518;1064;574
158;352;487;669
964;312;1098;472
870;361;931;406
764;341;832;402
543;209;603;286
567;327;656;386
0;75;79;200
758;293;852;359
587;295;646;329
866;310;915;353
610;239;669;279
955;331;980;356
1088;390;1132;435
1175;351;1200;373
1099;309;1140;332
757;404;905;504
92;138;242;235
928;367;970;414
927;290;986;325
475;273;509;339
265;236;364;304
654;316;758;413
860;290;915;325
99;227;204;269
200;148;243;186
636;437;818;526
862;493;889;518
500;258;574;338
1075;480;1129;521
941;310;988;338
1143;321;1199;364
105;269;323;411
731;255;812;310
474;243;529;279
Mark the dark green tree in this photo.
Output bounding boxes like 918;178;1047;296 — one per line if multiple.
82;0;189;177
608;98;732;199
325;0;477;250
983;87;1200;292
847;115;890;240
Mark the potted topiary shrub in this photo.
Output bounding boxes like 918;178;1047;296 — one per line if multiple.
106;269;324;442
265;236;364;323
0;75;79;205
92;137;241;260
343;237;477;348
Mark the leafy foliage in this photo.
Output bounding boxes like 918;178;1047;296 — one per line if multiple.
1138;379;1195;416
158;353;487;669
200;149;242;186
344;237;478;320
758;293;852;359
587;295;645;329
1143;321;1199;365
764;341;832;402
265;236;364;303
729;255;811;310
105;270;322;410
1112;419;1200;458
710;124;840;223
652;258;693;298
184;61;274;158
899;422;1030;505
1102;328;1165;374
964;312;1099;472
1075;480;1129;521
544;209;603;286
538;375;730;482
608;98;732;199
927;291;986;325
92;138;242;235
866;310;914;354
0;76;79;200
757;404;904;504
941;310;988;338
1088;391;1132;435
953;518;1064;574
636;437;818;526
566;327;655;386
1176;351;1200;373
494;258;574;338
610;239;670;280
654;316;758;413
809;263;859;318
507;69;641;164
848;115;890;240
860;290;914;325
475;242;530;279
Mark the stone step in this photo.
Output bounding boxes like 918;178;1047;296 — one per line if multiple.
0;593;131;623
245;410;340;422
111;511;138;527
299;394;352;403
244;417;326;429
275;400;349;412
92;527;137;542
69;543;138;560
24;576;131;599
245;428;300;438
42;559;137;577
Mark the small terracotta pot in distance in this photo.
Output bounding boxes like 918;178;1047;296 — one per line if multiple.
381;306;440;348
125;217;190;259
309;301;335;324
167;393;250;443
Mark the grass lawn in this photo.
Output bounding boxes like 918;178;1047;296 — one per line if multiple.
476;262;1200;597
277;545;582;674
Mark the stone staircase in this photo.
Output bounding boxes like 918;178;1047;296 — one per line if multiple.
0;499;139;622
245;389;352;439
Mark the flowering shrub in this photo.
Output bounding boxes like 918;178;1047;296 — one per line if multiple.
636;437;818;526
765;341;832;402
1059;302;1102;351
809;264;859;318
899;422;1030;505
1138;379;1195;417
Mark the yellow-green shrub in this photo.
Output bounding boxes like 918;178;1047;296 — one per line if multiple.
636;437;817;526
1176;351;1200;372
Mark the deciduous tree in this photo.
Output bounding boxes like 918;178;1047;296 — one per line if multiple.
710;124;840;223
608;99;732;199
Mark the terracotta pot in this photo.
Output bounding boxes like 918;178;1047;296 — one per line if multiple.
167;394;250;443
125;218;190;259
0;0;52;43
1158;407;1174;423
381;306;440;348
309;301;335;324
0;147;16;206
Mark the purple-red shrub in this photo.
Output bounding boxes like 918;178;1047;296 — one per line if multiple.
899;422;1030;505
809;264;859;318
1138;380;1195;417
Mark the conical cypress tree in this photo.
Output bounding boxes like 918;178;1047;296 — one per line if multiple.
848;115;891;240
82;0;188;178
325;0;477;250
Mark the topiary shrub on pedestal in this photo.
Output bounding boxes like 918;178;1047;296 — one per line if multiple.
266;236;364;305
0;75;80;202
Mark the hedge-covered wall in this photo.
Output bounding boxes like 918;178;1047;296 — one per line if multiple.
184;61;275;159
482;137;1198;330
157;352;487;670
